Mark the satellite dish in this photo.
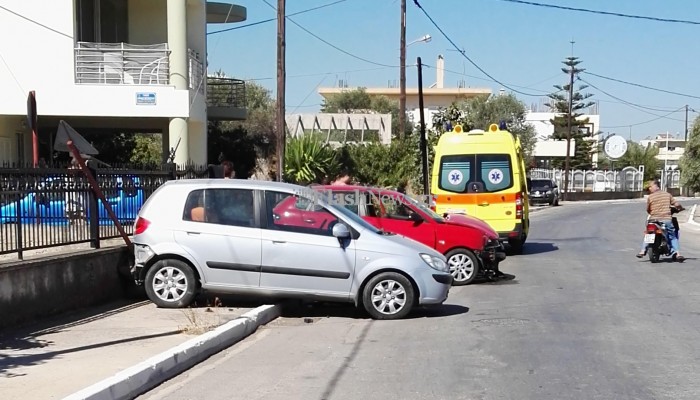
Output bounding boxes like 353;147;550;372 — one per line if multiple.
53;120;99;155
603;135;627;159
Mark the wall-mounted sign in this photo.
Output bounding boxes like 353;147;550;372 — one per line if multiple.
136;92;156;105
604;134;628;159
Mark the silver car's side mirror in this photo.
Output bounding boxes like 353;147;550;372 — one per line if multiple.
332;223;351;239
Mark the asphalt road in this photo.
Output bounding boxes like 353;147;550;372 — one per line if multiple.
138;199;700;400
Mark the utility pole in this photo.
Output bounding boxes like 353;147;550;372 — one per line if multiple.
563;59;575;201
399;0;406;138
685;104;689;142
276;0;286;182
417;57;429;195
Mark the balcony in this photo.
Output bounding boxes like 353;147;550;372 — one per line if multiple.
207;77;247;121
189;49;205;102
74;42;170;85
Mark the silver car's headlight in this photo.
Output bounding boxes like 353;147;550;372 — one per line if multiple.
420;253;448;273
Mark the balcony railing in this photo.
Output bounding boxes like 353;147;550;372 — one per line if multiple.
74;42;170;85
188;49;205;103
207;77;246;108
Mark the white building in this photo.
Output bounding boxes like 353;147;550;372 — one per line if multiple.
318;55;492;132
0;0;247;166
640;132;686;169
525;106;601;167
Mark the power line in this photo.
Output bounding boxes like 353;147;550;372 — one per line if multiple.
0;5;73;38
291;75;328;114
245;66;399;81
0;51;25;97
580;77;686;121
489;0;700;25
583;71;700;100
421;63;562;96
261;0;399;68
601;106;686;129
208;0;347;35
412;0;542;97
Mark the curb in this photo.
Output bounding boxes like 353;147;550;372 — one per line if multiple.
63;304;282;400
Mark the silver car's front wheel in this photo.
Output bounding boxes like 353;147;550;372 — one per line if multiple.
446;249;479;285
144;259;197;308
362;272;415;320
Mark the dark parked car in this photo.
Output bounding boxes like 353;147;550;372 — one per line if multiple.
528;178;560;206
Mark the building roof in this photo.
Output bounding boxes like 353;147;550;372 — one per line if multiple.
318;86;491;99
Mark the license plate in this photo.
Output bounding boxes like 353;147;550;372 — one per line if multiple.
644;233;656;244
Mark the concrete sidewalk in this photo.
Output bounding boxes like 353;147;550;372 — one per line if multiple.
0;296;276;400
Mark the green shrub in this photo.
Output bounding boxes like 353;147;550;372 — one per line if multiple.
284;134;340;185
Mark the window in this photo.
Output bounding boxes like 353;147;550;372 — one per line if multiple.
405;194;444;222
439;154;513;193
183;188;255;228
75;0;128;43
265;191;338;236
326;191;360;215
383;200;418;221
439;156;472;193
479;154;512;192
364;192;382;218
530;179;554;190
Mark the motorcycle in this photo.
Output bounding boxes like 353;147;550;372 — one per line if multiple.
643;205;683;263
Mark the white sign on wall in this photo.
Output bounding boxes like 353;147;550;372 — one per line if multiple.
136;92;157;105
604;135;628;159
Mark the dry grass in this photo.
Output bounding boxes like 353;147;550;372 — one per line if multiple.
178;297;224;335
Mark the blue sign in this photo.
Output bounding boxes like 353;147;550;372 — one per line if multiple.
136;92;156;105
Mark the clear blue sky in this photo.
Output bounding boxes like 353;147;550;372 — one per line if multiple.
206;0;700;142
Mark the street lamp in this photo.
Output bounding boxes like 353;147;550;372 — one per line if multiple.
407;34;431;47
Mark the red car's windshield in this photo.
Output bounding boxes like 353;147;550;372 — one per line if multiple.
403;194;445;223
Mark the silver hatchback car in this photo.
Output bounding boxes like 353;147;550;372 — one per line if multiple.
130;179;452;320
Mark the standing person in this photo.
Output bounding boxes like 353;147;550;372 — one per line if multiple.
65;154;86;225
331;170;352;185
221;160;235;179
636;179;685;261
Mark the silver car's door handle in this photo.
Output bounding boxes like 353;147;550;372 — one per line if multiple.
186;231;200;235
272;240;286;244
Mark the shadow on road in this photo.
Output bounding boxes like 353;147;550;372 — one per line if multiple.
521;242;559;255
640;257;696;264
276;301;469;321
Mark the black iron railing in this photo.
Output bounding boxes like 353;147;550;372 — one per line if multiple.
207;77;246;108
0;163;210;260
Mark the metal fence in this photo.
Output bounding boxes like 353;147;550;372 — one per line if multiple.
0;163;209;259
207;77;246;108
529;167;646;192
657;169;681;190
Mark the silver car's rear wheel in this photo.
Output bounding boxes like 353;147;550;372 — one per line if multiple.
446;248;479;285
144;259;197;308
362;272;415;320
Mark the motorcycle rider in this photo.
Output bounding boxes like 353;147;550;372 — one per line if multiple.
636;179;685;261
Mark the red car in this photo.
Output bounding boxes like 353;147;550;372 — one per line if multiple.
270;194;338;233
314;185;507;285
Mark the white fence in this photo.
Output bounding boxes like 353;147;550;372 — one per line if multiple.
657;169;681;190
529;167;646;192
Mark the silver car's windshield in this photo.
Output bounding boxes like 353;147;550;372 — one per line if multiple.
326;202;382;234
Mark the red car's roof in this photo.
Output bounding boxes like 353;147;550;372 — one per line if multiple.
314;185;401;195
